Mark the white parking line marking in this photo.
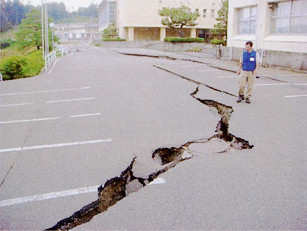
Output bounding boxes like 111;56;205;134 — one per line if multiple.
182;64;206;68
0;113;101;125
46;97;95;103
285;95;307;98
218;76;238;78
0;186;99;207
48;59;59;75
70;113;101;118
197;70;220;72
0;139;112;153
0;117;60;124
0;177;166;207
0;87;91;96
0;103;34;107
294;84;307;86
255;83;291;86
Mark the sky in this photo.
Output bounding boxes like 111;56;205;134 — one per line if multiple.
26;0;102;12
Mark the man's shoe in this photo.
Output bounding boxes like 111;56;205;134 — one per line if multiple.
245;98;251;104
237;95;244;103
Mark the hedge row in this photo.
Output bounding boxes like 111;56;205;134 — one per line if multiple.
0;50;45;80
164;37;205;43
102;37;126;41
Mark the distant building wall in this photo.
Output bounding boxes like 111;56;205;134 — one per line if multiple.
98;0;222;41
54;23;101;43
227;0;307;70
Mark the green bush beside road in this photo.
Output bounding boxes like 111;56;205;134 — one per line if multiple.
164;37;205;43
0;50;44;80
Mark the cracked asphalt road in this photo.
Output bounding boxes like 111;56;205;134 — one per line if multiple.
0;45;306;230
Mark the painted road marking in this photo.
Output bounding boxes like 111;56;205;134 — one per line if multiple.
0;87;91;96
0;113;101;124
0;103;34;107
0;117;60;124
182;64;206;68
196;70;220;72
0;139;112;153
0;178;166;207
46;97;95;104
0;186;99;207
255;83;291;86
48;58;59;75
70;113;101;118
218;75;239;78
285;95;307;98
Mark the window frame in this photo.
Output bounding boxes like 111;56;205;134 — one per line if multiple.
237;5;258;35
270;0;307;35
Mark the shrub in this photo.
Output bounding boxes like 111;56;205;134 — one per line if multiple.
210;38;226;46
1;56;26;80
102;37;126;41
164;37;205;43
22;50;44;77
0;50;44;80
0;39;14;49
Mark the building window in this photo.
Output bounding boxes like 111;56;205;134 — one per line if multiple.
271;0;307;34
203;9;207;18
81;33;85;38
211;9;215;18
238;6;257;35
72;33;76;38
109;1;117;24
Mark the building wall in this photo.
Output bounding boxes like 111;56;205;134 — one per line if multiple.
227;0;307;69
99;0;222;41
228;0;307;52
54;23;101;43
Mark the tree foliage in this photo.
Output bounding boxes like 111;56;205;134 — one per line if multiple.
15;8;54;51
159;6;200;29
0;0;98;33
0;0;31;32
211;0;228;42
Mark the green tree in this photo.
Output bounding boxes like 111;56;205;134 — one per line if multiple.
48;2;68;22
0;0;11;32
15;8;53;51
159;6;200;29
102;23;118;39
211;0;228;42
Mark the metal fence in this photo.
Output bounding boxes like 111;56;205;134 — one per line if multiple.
44;49;67;71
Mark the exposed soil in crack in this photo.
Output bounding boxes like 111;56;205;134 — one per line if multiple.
46;82;253;231
190;87;254;150
46;148;192;230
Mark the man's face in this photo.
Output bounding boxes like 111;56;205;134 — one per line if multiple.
245;44;252;51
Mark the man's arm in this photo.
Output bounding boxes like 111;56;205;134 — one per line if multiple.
237;62;242;75
237;53;243;75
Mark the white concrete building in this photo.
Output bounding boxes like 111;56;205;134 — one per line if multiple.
54;23;101;43
98;0;222;41
227;0;307;70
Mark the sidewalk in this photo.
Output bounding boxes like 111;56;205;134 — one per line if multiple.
111;47;307;79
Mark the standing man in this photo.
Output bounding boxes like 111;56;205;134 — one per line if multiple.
237;41;260;104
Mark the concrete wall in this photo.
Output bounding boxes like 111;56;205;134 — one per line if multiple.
214;46;307;70
92;40;210;52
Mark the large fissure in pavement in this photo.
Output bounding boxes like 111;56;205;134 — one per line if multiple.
46;87;253;231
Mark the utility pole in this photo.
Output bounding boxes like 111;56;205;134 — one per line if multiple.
41;0;44;59
45;0;49;56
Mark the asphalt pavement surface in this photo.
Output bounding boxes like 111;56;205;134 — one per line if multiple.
0;45;306;230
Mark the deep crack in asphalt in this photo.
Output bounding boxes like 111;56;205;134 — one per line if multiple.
46;58;253;230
